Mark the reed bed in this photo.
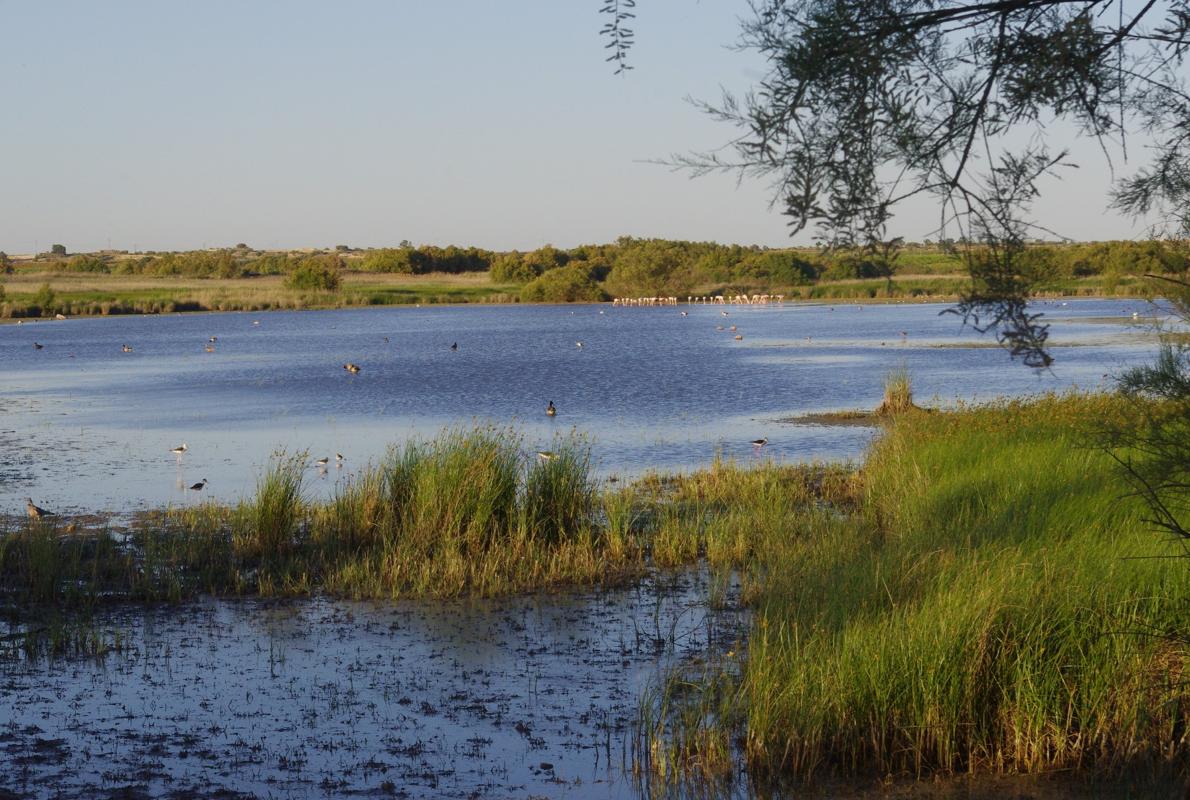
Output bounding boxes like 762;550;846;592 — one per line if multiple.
640;393;1188;785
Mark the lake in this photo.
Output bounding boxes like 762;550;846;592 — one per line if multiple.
0;298;1165;516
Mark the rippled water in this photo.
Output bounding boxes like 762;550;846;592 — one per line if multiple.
0;298;1164;515
1;571;743;799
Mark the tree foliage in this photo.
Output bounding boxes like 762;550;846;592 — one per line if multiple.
680;0;1190;366
286;254;343;291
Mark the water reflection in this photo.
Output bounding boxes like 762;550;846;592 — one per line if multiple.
0;298;1165;513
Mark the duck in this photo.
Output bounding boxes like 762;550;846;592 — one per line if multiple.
450;342;458;351
343;363;361;373
26;497;55;519
546;401;557;417
33;342;43;350
121;344;133;352
209;336;218;343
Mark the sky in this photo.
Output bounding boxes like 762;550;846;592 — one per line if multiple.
0;1;1166;253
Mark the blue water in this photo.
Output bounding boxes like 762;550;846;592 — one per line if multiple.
0;298;1165;514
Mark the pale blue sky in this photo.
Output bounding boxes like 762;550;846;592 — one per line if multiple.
0;1;1159;253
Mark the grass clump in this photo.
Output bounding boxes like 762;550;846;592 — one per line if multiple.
641;393;1188;784
875;367;917;416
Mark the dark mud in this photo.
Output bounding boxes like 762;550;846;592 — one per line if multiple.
0;570;744;799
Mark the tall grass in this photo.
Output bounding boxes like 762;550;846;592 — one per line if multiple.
642;393;1188;784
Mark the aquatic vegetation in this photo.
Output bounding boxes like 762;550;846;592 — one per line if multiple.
640;393;1189;784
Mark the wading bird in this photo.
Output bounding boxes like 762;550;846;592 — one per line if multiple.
315;457;329;467
751;437;768;448
170;442;188;457
26;497;55;519
189;479;208;492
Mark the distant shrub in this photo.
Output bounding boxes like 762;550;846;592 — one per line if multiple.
0;252;11;274
50;244;66;256
360;248;415;273
520;264;607;302
33;282;55;314
287;254;342;291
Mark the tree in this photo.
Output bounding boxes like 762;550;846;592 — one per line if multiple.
668;0;1190;366
50;244;66;256
0;251;12;274
286;254;343;291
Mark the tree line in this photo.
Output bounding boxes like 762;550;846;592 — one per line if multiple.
19;237;1188;301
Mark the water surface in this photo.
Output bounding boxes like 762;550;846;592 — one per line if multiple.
0;298;1165;514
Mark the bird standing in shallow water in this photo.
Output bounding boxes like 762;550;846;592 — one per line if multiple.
33;342;43;350
450;342;458;351
171;442;188;457
537;451;555;461
189;479;207;492
26;497;54;519
315;456;329;467
751;437;768;448
546;401;557;417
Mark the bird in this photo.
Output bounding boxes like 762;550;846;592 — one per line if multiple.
721;311;729;317
575;341;583;349
537;451;555;461
315;456;329;467
343;363;361;373
170;442;188;456
546;401;557;417
450;342;458;351
336;453;345;467
751;437;768;447
55;313;66;320
252;320;261;326
26;497;55;519
680;311;688;317
121;344;133;352
204;344;215;353
734;334;744;340
33;342;43;350
188;478;208;492
729;325;737;331
208;336;218;343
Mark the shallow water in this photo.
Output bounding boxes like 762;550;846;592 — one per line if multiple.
0;298;1166;516
0;570;743;799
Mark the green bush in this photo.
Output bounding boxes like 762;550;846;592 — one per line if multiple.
520;264;607;302
286;254;342;291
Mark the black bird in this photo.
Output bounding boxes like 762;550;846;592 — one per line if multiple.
33;342;43;350
751;437;768;447
450;342;458;351
26;497;54;519
188;478;208;492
